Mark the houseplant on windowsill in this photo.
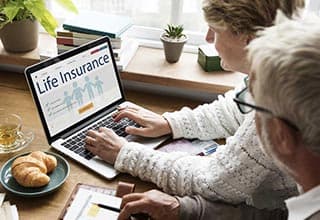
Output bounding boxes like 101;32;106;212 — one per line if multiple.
0;0;77;52
160;24;188;63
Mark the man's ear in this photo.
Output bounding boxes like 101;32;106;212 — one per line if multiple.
267;117;298;155
245;34;255;45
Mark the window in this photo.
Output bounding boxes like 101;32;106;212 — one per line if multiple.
305;0;320;15
48;0;208;48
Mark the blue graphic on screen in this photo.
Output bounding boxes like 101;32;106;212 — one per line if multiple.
95;76;104;95
63;91;73;111
72;81;84;106
84;76;96;99
31;43;122;136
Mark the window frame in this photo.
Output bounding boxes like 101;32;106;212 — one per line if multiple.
46;0;208;52
126;25;206;52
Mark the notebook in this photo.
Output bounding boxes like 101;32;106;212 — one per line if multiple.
24;36;168;179
59;183;117;220
60;182;150;220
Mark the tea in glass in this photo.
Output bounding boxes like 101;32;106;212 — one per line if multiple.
0;113;22;149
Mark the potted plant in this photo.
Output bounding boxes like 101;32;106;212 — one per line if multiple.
0;0;77;52
160;24;188;63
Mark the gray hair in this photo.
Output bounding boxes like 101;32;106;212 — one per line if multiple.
247;12;320;153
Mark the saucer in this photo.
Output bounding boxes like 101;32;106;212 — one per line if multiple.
0;131;34;154
0;151;70;197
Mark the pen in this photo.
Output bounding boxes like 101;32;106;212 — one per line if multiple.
92;203;120;213
76;194;92;220
197;145;217;156
92;203;149;219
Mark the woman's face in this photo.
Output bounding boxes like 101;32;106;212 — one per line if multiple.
206;26;250;73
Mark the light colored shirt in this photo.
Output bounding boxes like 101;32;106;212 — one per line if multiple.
286;185;320;220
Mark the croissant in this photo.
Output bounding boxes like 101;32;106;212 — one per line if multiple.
11;151;57;187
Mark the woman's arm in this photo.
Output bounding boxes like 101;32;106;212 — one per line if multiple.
115;113;295;207
163;88;245;140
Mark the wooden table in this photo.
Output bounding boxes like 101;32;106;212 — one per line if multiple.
0;41;40;66
0;71;202;220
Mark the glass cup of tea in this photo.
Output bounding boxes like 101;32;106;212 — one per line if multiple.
0;112;22;150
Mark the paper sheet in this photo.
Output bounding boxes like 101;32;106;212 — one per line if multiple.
0;193;19;220
0;193;5;206
64;188;122;220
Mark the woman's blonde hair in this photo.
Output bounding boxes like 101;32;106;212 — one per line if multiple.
202;0;304;35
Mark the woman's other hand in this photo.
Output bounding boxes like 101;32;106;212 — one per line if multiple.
113;104;172;138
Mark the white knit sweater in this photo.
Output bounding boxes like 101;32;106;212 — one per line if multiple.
114;88;298;209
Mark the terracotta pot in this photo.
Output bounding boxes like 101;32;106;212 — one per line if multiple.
0;19;38;52
160;34;188;63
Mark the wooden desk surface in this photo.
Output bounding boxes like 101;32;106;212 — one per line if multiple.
123;47;245;94
0;41;40;66
0;71;202;220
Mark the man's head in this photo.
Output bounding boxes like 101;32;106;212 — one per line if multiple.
202;0;304;73
247;14;320;187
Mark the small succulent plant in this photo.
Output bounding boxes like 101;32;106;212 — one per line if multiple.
161;24;187;63
164;24;186;40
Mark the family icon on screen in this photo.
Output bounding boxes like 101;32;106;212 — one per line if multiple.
63;76;104;110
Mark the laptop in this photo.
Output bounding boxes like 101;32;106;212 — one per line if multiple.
25;36;168;179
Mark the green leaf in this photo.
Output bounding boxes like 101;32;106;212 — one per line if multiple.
0;0;77;36
1;1;23;22
164;24;185;39
24;0;58;37
54;0;78;13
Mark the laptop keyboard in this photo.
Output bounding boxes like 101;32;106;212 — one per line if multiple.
61;115;138;160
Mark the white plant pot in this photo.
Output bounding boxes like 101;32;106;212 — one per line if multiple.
160;34;188;63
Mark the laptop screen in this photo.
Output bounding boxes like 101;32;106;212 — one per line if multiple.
25;37;124;139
